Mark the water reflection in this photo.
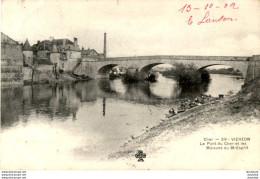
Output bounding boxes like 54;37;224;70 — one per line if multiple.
2;83;82;129
149;75;181;99
98;77;182;104
103;97;106;116
177;81;210;99
1;74;244;130
1;74;245;163
1;87;23;128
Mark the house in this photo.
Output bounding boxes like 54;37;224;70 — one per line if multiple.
1;32;23;86
31;37;81;73
33;37;81;60
22;38;55;84
81;48;99;58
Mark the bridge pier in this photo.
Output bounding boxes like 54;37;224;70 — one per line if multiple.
245;55;260;84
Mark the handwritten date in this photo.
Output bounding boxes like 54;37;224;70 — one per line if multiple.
179;2;239;25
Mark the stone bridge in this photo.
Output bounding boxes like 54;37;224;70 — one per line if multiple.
74;55;260;84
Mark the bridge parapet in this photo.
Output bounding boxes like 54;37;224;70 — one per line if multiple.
105;55;250;62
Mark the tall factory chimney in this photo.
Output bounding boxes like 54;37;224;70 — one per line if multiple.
74;38;78;47
103;32;107;58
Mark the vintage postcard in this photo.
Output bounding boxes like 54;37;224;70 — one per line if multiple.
1;0;260;171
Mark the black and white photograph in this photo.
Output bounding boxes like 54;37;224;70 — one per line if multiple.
1;0;260;173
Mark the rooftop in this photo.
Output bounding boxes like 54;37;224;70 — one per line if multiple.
22;39;32;51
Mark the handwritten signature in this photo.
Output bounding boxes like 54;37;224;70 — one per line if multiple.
178;3;239;25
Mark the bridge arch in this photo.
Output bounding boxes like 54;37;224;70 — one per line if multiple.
138;63;168;79
198;64;246;78
199;64;239;70
138;61;247;80
139;63;164;73
98;64;118;74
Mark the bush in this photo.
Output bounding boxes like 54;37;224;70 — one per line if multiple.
162;63;211;90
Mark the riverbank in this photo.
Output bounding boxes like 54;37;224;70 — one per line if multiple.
207;68;243;76
7;72;92;87
44;72;91;84
108;78;260;169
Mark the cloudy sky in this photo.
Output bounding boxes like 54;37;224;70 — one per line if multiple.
2;0;260;57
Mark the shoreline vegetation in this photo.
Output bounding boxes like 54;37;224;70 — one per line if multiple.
161;63;211;91
120;63;212;87
121;69;158;83
108;77;260;164
207;67;243;76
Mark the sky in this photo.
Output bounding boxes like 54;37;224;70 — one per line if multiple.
1;0;260;57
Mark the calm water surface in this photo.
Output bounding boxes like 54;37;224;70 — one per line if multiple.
1;74;244;162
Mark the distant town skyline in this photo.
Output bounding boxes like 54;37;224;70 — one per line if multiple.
2;0;260;57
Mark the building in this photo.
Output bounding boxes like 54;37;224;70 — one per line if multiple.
33;37;80;56
81;47;105;58
33;37;82;73
22;39;33;66
29;36;83;73
1;32;108;86
32;37;77;52
22;38;54;84
81;48;99;58
1;32;23;86
34;33;107;74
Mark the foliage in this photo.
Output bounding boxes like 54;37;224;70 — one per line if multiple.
207;68;242;76
162;63;211;90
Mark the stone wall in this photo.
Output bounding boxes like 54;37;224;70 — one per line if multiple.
36;65;54;81
58;59;79;72
1;44;23;86
22;51;33;65
73;56;102;76
64;51;81;72
23;65;54;84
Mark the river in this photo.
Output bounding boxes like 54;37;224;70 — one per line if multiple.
0;74;244;167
